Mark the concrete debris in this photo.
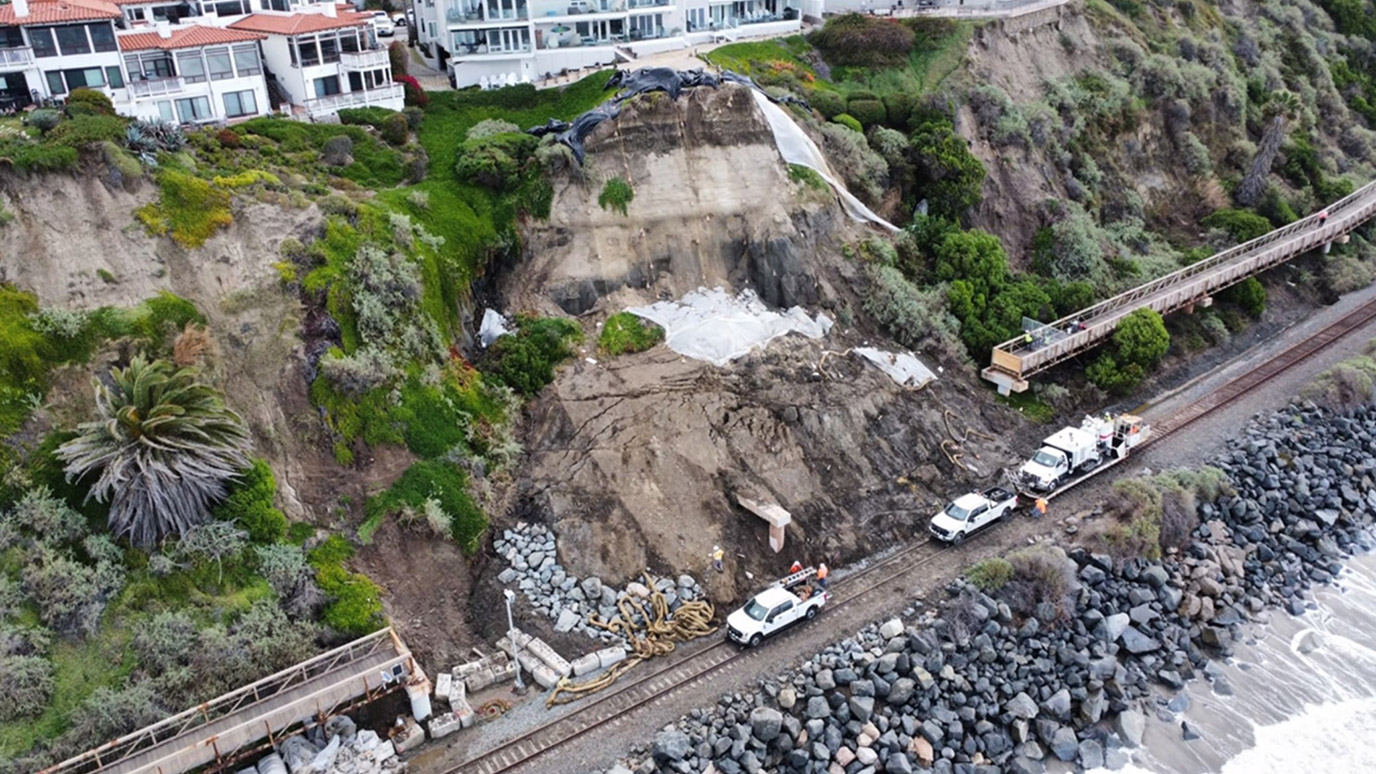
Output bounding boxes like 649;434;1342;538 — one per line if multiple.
266;714;405;774
493;523;707;644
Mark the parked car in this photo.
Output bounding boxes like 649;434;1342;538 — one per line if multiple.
725;567;828;647
371;11;396;36
928;487;1018;545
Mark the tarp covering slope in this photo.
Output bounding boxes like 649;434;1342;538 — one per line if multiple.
628;287;833;366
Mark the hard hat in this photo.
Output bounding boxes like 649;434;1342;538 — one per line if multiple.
713;545;720;551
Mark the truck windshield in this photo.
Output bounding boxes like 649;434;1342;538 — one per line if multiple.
943;503;972;522
744;599;769;621
1032;449;1062;468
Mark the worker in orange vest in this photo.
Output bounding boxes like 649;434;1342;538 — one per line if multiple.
816;563;829;589
789;560;803;574
1034;498;1048;519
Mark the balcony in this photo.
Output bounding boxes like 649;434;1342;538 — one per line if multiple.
339;48;389;70
128;77;186;98
626;0;669;8
304;82;404;118
0;46;35;68
452;42;534;57
446;3;530;24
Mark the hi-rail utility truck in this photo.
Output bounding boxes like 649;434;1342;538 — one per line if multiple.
928;487;1019;544
725;567;829;647
1018;414;1150;494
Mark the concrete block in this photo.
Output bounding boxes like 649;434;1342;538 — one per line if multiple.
427;711;463;740
490;661;517;683
392;722;425;754
434;672;453;703
375;741;396;762
453;701;476;729
464;667;496;693
449;676;466;705
453;660;486;679
530;663;561;689
525;637;572;677
596;646;628;669
571;653;601;676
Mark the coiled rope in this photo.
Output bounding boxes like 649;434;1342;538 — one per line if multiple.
546;573;717;706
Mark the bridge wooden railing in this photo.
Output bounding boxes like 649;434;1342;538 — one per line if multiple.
983;179;1376;393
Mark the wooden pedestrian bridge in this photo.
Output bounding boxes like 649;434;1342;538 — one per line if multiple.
983;180;1376;394
40;627;420;774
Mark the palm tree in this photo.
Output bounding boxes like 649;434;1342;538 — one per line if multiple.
57;357;252;546
1237;90;1301;207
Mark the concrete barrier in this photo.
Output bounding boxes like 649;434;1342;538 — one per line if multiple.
427;712;463;740
596;646;628;669
571;653;601;676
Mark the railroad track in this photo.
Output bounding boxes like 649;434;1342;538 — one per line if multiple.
443;295;1376;774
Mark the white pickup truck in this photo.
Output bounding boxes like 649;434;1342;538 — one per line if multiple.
928;487;1019;544
725;568;828;647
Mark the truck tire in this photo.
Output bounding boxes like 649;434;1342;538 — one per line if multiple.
952;531;966;546
749;634;763;647
806;606;818;620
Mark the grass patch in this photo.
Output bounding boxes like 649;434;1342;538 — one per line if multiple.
995;389;1055;423
134;170;233;248
597;177;634;215
704;36;818;78
788;163;829;191
599;312;663;356
365;460;487;554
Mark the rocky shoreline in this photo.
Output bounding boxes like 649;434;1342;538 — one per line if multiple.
602;401;1376;774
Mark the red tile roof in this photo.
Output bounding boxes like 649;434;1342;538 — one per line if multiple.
0;0;121;26
118;25;266;51
229;10;370;35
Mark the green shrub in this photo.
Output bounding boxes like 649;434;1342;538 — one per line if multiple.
366;460;487;554
1202;208;1272;244
1220;276;1266;317
465;118;522;141
6;143;78;173
882;92;916;131
862;263;966;362
47;115;127;149
965;558;1013;592
454;131;538;191
213;459;287;544
1086;352;1143;394
599;311;663;356
810;13;914;67
0;655;53;721
1001;545;1076;619
337;106;398;128
482;315;582;396
1301;348;1376;408
308;536;384;636
810;89;846;119
135;170;232;248
788;163;829;191
1113;308;1169;368
66;87;115;116
598;177;635;215
833;113;863;133
389;40;409;76
381;112;409;146
845;98;887;128
910;119;985;222
27;109;62;134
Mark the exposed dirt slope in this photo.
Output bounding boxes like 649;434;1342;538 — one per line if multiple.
499;86;1023;601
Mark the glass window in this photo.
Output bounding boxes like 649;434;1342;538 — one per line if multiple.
340;31;360;53
28;28;58;59
313;75;339;98
298;36;319;66
222;89;257;117
177;50;205;82
45;70;65;95
55;25;91;56
1;27;25;49
105;66;124;88
62;67;104;90
175;95;211;122
156;100;173;121
232;44;260;75
347;71;362;92
319;35;338;63
89;23;117;53
206;47;233;80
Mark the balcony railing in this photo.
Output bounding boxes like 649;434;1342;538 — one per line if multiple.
0;46;35;67
128;77;186;98
453;42;534;56
446;5;530;23
626;0;670;8
303;82;404;117
339;48;389;69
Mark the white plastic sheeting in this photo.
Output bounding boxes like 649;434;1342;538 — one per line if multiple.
853;347;937;388
749;89;900;233
479;308;510;348
628;287;833;366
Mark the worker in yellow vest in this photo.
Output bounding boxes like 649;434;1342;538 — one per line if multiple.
712;546;724;573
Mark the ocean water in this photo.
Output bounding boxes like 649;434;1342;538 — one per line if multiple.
1093;552;1376;774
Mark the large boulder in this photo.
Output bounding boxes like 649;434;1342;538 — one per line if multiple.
1120;626;1161;654
1116;708;1146;747
1005;692;1039;720
1049;727;1079;762
750;707;783;742
652;729;691;762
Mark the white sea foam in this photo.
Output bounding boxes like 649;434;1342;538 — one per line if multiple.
1218;698;1376;774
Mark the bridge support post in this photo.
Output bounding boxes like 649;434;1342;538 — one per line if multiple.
980;367;1028;396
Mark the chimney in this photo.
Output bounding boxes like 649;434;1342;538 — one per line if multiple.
156;20;173;39
13;0;29;19
322;2;337;17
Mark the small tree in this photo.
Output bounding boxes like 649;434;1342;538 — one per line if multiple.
178;520;248;586
0;655;54;721
1113;308;1170;368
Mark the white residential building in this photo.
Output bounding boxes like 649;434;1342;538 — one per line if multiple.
114;22;271;123
0;0;398;120
414;0;802;87
229;4;403;119
0;0;126;111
